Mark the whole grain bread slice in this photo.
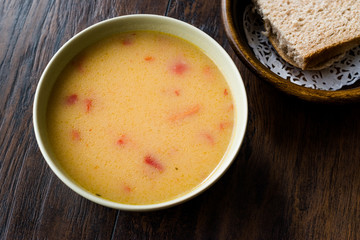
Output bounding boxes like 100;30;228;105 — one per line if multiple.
253;0;360;70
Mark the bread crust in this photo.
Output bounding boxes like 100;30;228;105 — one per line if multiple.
268;32;359;70
253;0;360;70
303;36;360;70
267;33;302;68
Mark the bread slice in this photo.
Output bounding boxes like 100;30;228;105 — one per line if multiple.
252;0;360;70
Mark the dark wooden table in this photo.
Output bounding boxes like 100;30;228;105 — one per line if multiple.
1;0;360;239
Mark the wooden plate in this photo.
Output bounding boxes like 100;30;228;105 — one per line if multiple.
221;0;360;103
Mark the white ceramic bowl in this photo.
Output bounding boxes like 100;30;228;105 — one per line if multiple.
33;14;248;211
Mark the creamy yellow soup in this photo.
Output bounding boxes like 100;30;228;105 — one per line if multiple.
47;31;234;205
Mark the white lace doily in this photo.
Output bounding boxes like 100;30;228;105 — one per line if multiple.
243;5;360;91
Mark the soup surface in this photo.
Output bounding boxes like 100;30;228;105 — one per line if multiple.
47;31;234;205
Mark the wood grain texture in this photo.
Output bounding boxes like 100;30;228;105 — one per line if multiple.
1;0;360;239
0;0;170;239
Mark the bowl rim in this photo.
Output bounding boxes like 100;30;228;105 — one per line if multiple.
221;0;360;103
33;14;248;211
